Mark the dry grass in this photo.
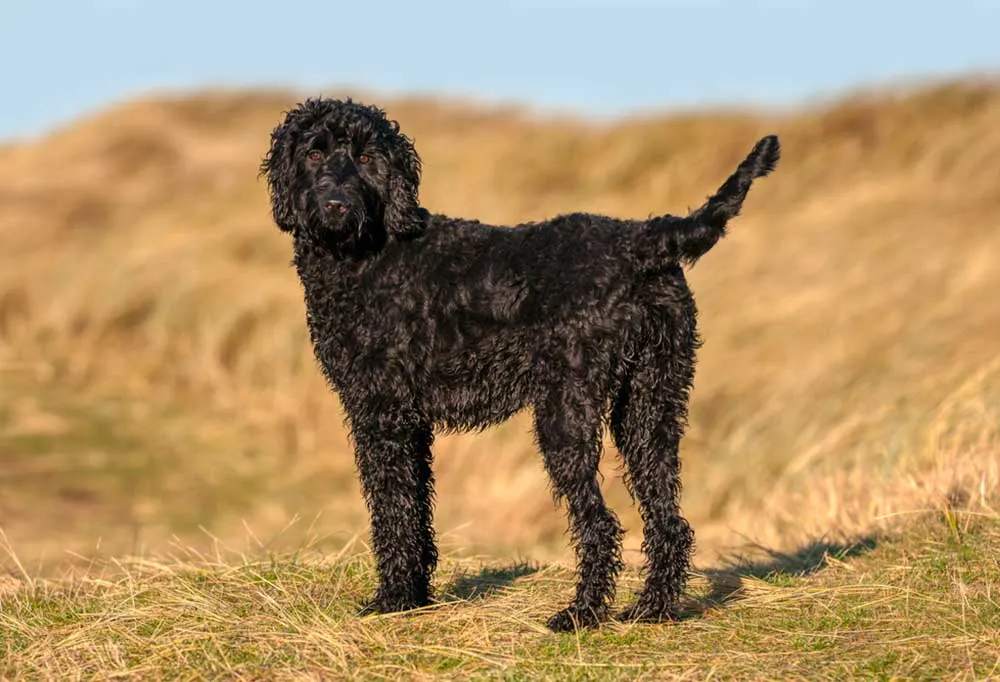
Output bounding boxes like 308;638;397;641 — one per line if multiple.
2;505;998;679
2;76;1000;577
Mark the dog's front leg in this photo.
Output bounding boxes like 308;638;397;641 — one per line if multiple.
351;413;437;615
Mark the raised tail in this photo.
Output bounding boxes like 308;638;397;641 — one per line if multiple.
661;134;781;265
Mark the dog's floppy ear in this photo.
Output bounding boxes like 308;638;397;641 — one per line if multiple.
259;108;303;233
384;124;428;239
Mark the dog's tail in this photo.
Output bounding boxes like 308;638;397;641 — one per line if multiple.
658;134;780;265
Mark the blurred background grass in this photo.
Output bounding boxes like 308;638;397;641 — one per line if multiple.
1;78;999;572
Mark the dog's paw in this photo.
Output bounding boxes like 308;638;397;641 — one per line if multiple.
357;599;387;617
616;599;680;624
357;594;427;617
546;605;604;633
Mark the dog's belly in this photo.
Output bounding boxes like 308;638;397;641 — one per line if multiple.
420;345;534;430
417;318;631;432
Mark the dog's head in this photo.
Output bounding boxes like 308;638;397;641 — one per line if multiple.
260;98;426;248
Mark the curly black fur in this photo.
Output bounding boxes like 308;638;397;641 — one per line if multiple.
260;98;780;632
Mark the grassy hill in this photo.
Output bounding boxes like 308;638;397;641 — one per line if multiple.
3;504;998;679
1;78;998;581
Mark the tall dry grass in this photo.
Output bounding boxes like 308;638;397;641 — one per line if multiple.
1;79;999;568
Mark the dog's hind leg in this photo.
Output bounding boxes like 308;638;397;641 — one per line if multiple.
351;412;438;615
534;390;624;632
611;308;698;623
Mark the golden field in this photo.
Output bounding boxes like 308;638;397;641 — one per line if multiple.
1;78;999;574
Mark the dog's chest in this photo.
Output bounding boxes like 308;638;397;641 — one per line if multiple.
298;265;429;380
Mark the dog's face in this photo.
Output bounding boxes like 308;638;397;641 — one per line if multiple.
261;98;426;246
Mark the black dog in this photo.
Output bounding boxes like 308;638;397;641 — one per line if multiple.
261;98;779;632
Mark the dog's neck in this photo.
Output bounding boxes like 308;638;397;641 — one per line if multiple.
293;217;390;263
292;206;430;263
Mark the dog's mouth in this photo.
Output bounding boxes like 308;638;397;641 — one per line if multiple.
313;203;373;248
336;207;369;238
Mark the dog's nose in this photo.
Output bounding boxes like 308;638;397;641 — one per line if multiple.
323;198;349;214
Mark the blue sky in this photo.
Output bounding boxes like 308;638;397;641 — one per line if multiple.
2;0;999;140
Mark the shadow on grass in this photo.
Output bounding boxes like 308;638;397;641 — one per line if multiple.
439;561;539;603
675;536;878;620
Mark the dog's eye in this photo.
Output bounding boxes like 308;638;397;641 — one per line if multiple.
307;150;325;162
358;153;370;165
